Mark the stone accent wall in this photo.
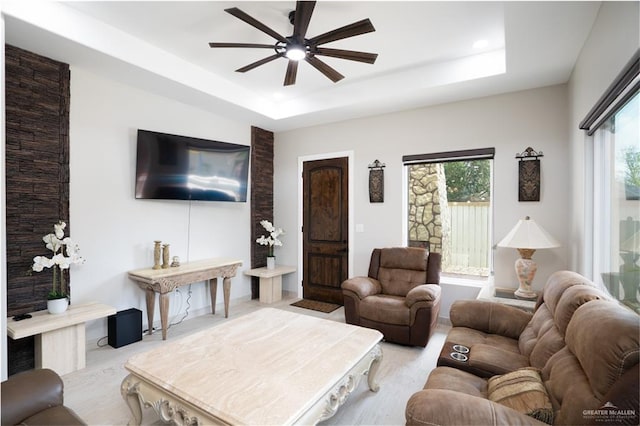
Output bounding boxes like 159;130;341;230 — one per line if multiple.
407;164;449;261
250;126;274;298
5;45;71;375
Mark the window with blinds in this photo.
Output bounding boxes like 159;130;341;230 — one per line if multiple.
403;148;495;278
581;50;639;310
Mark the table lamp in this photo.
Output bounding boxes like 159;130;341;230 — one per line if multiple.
498;216;560;299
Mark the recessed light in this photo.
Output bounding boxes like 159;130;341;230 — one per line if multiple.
473;39;489;49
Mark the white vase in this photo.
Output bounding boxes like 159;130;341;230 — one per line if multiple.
47;298;69;314
267;256;276;270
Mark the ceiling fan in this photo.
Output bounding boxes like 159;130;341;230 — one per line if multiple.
208;1;378;86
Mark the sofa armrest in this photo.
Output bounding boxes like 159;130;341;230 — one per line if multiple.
341;276;382;299
1;369;64;426
449;300;533;339
405;284;441;307
406;389;548;426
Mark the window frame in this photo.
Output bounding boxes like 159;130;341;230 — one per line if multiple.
402;148;495;280
581;49;639;295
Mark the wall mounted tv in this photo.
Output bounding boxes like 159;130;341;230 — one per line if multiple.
135;129;250;202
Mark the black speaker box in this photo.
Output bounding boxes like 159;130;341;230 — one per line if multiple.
108;308;142;348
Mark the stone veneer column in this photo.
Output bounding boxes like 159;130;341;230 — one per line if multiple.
250;126;274;299
5;45;70;375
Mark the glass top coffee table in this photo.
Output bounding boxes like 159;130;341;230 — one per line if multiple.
121;308;383;425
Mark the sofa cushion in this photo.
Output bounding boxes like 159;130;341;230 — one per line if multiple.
542;300;640;425
359;294;409;325
469;344;530;375
23;406;86;426
447;327;521;353
565;301;639;399
487;368;554;424
539;271;597;314
543;346;597;425
377;247;428;296
424;366;488;398
450;300;533;340
553;284;607;336
518;304;556;359
519;279;606;369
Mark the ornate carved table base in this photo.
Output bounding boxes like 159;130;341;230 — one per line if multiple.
128;258;242;340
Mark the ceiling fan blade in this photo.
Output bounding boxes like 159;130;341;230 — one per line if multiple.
236;54;283;73
284;60;299;86
313;47;378;64
225;7;288;44
308;19;375;47
209;42;275;49
292;1;316;41
305;56;344;83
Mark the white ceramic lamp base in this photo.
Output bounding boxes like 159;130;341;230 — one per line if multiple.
514;250;538;300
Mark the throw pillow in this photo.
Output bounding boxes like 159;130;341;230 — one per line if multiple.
487;367;554;424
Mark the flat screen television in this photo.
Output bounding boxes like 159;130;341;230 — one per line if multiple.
135;129;250;202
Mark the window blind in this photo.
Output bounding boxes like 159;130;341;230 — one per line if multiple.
402;148;495;165
579;49;639;136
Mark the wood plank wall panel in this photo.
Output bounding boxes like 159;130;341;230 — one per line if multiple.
250;126;274;299
5;45;70;375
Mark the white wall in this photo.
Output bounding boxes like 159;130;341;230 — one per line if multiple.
69;68;254;341
568;1;640;277
275;85;570;307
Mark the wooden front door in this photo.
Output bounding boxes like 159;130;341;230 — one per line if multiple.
302;157;349;304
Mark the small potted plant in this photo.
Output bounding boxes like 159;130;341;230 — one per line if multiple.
32;221;85;314
256;220;284;269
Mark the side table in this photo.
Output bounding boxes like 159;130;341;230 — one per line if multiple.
245;265;296;303
476;285;537;313
7;302;116;376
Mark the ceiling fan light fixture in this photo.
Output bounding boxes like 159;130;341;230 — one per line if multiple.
285;45;307;61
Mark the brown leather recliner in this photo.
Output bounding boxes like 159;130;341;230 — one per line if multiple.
1;368;86;425
438;271;610;378
341;247;442;347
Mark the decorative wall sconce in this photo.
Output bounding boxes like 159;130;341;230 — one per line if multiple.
368;159;385;203
516;147;543;202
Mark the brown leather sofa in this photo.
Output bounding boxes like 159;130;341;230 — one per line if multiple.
438;271;609;378
406;271;640;425
341;247;441;347
1;368;86;425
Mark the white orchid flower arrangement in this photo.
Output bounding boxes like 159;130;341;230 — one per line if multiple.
256;220;284;257
32;221;85;300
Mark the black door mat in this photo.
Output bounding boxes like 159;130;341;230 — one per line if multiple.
290;299;341;313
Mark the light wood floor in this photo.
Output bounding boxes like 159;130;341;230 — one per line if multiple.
62;295;449;425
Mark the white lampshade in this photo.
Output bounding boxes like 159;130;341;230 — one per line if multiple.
498;216;560;249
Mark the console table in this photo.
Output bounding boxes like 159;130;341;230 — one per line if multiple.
244;265;296;303
7;302;116;376
128;258;242;340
